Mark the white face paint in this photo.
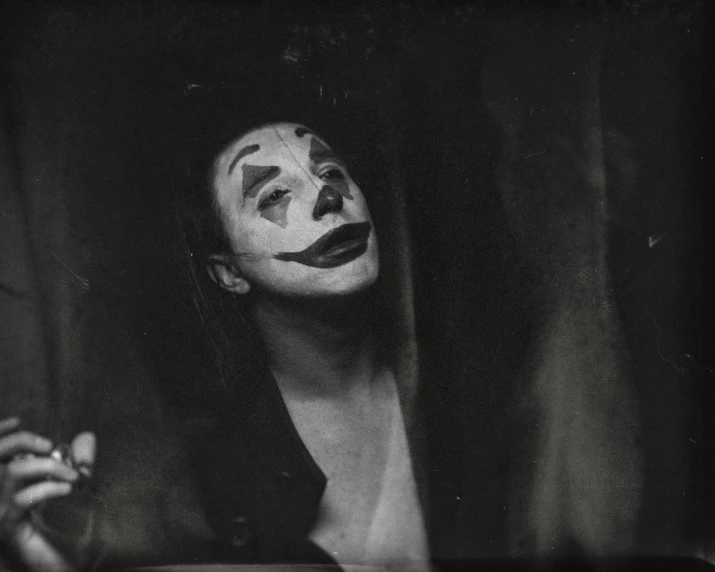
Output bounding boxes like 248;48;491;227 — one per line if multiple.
212;122;379;298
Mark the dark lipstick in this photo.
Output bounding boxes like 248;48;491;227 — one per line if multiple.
274;222;371;268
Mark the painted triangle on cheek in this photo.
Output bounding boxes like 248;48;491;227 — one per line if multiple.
260;196;292;228
324;180;353;200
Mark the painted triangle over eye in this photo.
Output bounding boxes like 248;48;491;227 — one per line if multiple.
242;164;281;198
308;137;334;164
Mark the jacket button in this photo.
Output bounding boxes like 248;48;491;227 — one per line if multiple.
229;516;251;548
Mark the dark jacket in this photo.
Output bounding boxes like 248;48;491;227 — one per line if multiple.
36;353;431;570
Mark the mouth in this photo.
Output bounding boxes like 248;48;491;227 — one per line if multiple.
274;222;371;268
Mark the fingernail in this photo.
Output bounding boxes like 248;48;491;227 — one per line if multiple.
36;437;53;449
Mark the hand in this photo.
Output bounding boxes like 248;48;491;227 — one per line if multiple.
0;417;96;571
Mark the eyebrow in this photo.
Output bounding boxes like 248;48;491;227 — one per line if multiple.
308;137;345;166
228;144;260;174
241;164;281;200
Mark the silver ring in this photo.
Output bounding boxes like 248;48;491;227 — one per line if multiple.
50;443;73;466
50;443;90;477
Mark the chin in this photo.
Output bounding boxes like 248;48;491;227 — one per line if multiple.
314;262;380;298
334;273;379;297
293;257;380;299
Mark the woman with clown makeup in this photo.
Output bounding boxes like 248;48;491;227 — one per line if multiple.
190;122;430;570
0;121;434;572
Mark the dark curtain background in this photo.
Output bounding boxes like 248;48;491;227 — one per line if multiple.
0;0;707;563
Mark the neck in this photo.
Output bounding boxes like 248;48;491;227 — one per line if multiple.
252;290;379;398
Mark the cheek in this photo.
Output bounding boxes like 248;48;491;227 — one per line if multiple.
351;189;373;220
260;196;292;228
329;178;353;200
243;258;313;291
231;212;307;256
226;220;270;256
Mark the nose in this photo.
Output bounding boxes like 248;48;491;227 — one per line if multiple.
312;185;344;220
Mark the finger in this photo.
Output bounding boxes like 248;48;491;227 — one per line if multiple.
0;417;21;437
0;431;53;460
8;456;79;483
70;432;96;477
14;481;72;509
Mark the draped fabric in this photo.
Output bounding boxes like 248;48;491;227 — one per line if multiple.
0;90;49;430
0;0;705;565
478;10;704;557
482;16;645;556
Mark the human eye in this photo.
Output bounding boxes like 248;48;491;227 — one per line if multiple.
318;166;346;181
258;189;290;210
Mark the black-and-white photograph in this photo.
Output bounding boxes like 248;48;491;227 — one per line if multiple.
0;1;708;571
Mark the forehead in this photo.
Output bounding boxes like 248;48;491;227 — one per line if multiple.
215;123;327;172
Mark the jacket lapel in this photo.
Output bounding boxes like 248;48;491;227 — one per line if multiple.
191;367;326;562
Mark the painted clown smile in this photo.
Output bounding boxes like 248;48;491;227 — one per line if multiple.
274;222;371;268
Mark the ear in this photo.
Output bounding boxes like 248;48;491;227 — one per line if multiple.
206;254;251;295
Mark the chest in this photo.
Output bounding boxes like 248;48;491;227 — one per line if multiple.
283;380;429;570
